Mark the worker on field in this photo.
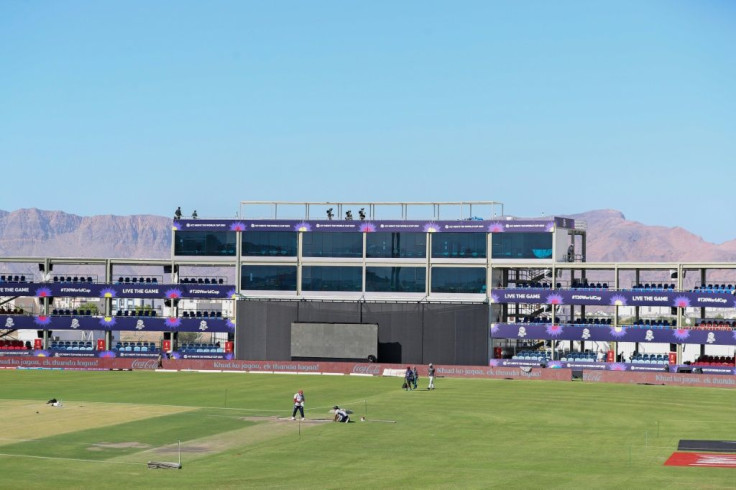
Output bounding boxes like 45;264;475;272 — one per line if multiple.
333;406;350;423
291;389;305;420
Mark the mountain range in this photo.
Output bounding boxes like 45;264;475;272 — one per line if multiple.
1;208;735;264
570;210;736;263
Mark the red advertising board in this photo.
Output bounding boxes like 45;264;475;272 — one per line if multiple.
0;355;734;389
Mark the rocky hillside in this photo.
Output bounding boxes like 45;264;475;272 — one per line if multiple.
0;208;733;265
568;209;736;263
0;209;170;259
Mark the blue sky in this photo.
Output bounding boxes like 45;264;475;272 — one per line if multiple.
1;1;734;242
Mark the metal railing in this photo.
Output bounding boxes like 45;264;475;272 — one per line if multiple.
238;200;505;221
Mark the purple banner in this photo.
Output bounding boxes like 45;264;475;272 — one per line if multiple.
0;282;235;299
490;323;736;346
490;359;736;375
1;314;234;333
173;218;571;233
1;350;233;360
491;288;736;309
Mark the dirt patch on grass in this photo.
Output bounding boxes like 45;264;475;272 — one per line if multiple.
241;416;330;423
109;415;324;464
88;441;151;451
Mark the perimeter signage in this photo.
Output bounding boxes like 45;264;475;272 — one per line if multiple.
490;323;736;346
174;218;571;233
0;314;234;332
0;282;234;299
491;288;736;309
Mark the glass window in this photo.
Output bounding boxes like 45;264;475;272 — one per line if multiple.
302;266;362;291
174;231;237;256
431;267;486;293
366;232;426;258
241;266;297;291
491;233;553;259
242;231;297;257
366;267;426;292
302;232;363;258
431;233;487;258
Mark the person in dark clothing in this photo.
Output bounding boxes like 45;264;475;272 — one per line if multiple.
404;366;414;391
333;406;350;423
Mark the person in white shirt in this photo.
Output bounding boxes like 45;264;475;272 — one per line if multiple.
291;390;305;420
333;406;350;423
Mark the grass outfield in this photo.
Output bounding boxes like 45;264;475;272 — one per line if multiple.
0;370;734;489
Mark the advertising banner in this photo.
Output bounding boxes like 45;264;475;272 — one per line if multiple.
10;282;236;300
490;322;736;346
582;370;736;388
174;218;570;234
0;356;733;388
491;359;736;375
1;314;235;332
491;288;736;309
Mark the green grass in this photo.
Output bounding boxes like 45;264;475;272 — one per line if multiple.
0;371;734;489
0;410;254;460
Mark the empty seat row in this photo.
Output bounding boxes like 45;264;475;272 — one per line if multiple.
518;317;552;324
632;283;675;291
182;310;222;318
511;349;550;361
179;342;224;354
511;282;553;289
0;275;26;282
116;277;159;284
693;284;735;293
570;280;609;289
572;318;613;325
180;277;225;284
0;307;24;315
632;319;675;328
53;276;94;283
115;341;156;348
693;355;735;366
0;339;27;350
114;341;157;352
50;341;94;351
52;309;93;316
693;321;735;331
630;353;669;364
560;352;597;362
115;310;158;317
